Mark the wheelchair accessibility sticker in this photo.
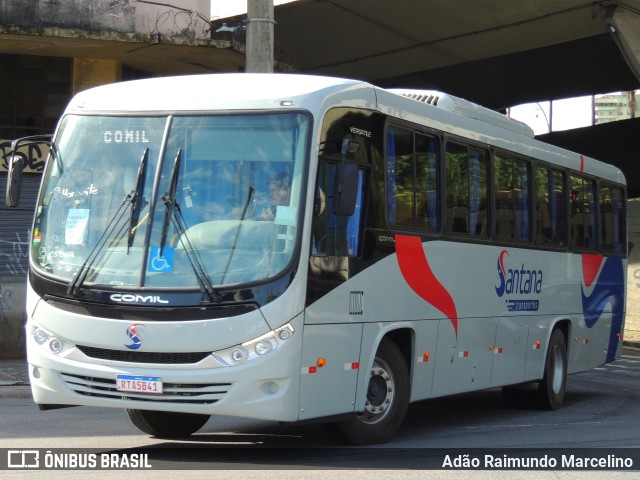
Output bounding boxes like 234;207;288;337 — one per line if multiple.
148;247;174;273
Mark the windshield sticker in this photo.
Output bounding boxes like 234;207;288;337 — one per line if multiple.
65;209;90;245
148;247;174;273
274;206;297;226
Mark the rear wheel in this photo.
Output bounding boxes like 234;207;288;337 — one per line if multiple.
126;409;210;437
323;338;409;445
537;328;567;410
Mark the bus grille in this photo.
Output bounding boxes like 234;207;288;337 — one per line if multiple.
60;373;230;405
77;345;212;364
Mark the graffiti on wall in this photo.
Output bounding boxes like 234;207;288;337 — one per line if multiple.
0;285;17;342
1;139;48;173
0;231;30;275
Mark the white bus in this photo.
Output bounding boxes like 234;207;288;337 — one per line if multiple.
5;74;626;444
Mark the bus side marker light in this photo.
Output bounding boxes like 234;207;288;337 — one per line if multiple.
534;340;541;350
344;362;359;370
317;357;327;368
574;336;580;343
301;366;317;375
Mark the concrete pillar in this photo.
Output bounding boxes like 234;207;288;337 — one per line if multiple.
606;7;640;81
72;58;122;95
246;0;274;73
627;199;640;344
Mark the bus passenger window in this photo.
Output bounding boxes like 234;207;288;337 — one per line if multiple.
600;185;625;254
386;127;414;227
570;175;597;250
445;142;488;236
415;134;439;231
386;127;439;231
494;154;531;242
534;166;566;246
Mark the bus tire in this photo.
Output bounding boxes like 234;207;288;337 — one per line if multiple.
323;338;409;445
537;328;567;410
126;409;210;437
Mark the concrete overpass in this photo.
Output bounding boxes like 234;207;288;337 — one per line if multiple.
258;1;640;107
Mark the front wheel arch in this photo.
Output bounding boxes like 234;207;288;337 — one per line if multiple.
322;337;410;445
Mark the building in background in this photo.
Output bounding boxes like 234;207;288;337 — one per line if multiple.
595;91;639;124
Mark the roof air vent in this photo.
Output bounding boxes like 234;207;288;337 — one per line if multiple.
388;89;534;138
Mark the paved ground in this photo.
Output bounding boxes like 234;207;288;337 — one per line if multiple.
0;357;30;398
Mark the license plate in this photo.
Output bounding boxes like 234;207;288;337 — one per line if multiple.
116;375;163;394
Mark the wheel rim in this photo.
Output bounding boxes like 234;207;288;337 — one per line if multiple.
360;357;395;424
550;345;565;394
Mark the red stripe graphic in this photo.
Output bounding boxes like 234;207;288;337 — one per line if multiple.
395;234;458;335
582;253;604;287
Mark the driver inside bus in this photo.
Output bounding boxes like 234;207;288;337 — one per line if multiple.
258;172;291;220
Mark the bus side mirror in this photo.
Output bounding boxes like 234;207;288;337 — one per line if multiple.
333;162;358;216
5;155;24;208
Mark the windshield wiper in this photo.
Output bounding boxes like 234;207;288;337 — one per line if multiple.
67;195;132;297
159;149;181;257
160;149;221;304
67;148;149;297
221;185;255;284
127;147;149;251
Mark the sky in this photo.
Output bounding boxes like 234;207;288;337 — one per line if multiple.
508;96;594;136
211;0;297;19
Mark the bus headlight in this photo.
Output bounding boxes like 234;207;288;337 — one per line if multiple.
33;328;49;345
213;323;294;366
31;324;66;355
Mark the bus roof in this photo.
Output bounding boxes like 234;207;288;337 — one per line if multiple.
66;73;366;113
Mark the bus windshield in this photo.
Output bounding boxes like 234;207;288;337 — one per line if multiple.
32;112;310;291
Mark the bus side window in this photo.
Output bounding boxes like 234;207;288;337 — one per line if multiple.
570;174;597;250
313;161;366;257
445;142;488;236
534;165;567;246
494;153;531;242
386;126;439;231
600;184;625;254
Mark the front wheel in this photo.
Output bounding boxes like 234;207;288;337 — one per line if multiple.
126;409;210;437
323;338;409;445
537;328;567;410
